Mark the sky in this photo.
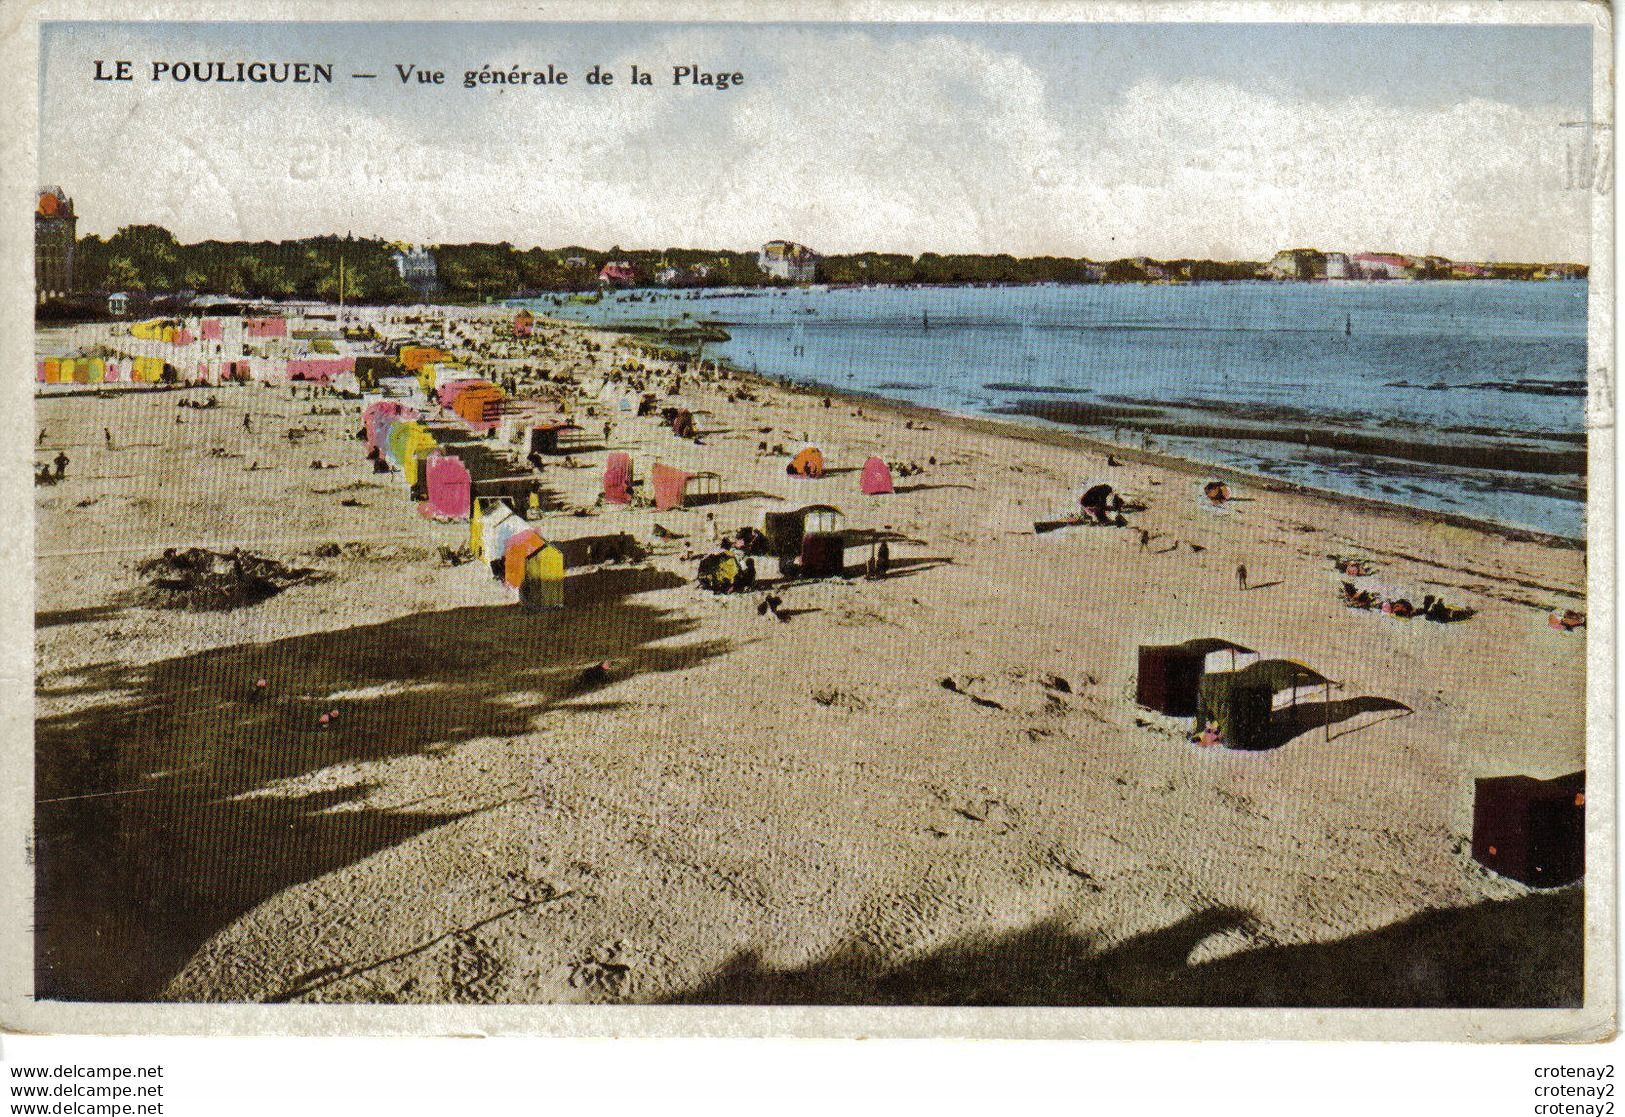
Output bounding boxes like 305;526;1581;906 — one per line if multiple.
38;19;1598;262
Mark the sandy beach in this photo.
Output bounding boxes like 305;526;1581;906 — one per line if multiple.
33;311;1588;1008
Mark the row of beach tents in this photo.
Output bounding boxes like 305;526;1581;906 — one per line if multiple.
362;396;566;610
37;355;177;384
599;453;722;511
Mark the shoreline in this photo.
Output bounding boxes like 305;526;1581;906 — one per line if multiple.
597;320;1587;552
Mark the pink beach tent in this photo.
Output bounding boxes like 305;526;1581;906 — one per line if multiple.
651;463;693;511
424;453;473;519
603;452;634;505
246;317;288;339
860;456;895;495
288;356;355;383
200;318;223;340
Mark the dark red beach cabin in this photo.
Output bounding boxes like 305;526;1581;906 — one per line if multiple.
799;532;846;578
1137;646;1206;716
1472;771;1585;888
1136;638;1253;717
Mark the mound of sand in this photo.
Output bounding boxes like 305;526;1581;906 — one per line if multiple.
133;547;328;611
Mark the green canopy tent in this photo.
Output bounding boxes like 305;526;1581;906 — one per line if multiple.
1196;658;1336;750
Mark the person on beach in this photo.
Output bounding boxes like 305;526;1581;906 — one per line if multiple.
243;413;252;432
103;428;113;449
52;451;68;480
866;541;891;580
1137;529;1151;552
1236;563;1249;591
37;429;46;447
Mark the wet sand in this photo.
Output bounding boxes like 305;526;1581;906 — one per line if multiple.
997;397;1586;478
32;311;1590;1009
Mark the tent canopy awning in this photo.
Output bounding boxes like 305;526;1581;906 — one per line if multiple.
1230;658;1335;692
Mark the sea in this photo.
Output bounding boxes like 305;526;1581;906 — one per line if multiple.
521;280;1590;540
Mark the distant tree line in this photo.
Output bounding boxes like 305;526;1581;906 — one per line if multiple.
74;226;416;303
62;224;1581;305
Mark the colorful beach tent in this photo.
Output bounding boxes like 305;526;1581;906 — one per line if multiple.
289;357;356;383
1196;659;1332;750
473;500;516;563
1203;480;1231;505
364;401;414;452
651;463;693;511
453;385;505;427
513;309;534;338
519;543;565;611
787;446;825;477
860;456;894;495
504;529;545;589
400;345;451;373
389;422;437;486
603;452;634;505
438;378;494;408
425;453;473;519
481;504;526;565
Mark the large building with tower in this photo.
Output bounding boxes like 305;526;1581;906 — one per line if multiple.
35;187;77;303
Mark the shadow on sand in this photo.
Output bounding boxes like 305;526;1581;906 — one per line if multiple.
892;482;976;495
1264;695;1414;749
35;565;724;1001
667;889;1582;1007
690;489;780;508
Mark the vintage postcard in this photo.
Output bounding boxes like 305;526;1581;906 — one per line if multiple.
1;1;1613;1040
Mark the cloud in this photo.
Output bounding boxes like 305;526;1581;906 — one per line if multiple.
39;24;1591;262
